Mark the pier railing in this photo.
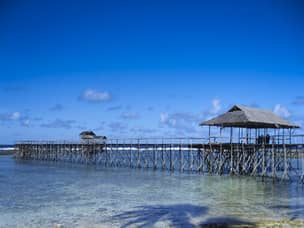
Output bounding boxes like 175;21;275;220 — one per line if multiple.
15;134;304;146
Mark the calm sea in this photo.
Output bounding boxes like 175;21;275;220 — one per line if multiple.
0;155;303;227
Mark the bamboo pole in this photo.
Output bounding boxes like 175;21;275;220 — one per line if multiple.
219;127;223;175
230;127;233;175
180;139;183;172
272;136;275;179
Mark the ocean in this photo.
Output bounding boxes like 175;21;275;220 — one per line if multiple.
0;155;303;227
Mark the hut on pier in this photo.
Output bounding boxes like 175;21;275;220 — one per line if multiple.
200;105;299;144
80;131;97;140
79;131;107;144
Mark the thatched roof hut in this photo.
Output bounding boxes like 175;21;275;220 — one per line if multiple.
200;105;299;129
79;131;96;140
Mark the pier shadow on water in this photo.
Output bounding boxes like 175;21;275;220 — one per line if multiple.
111;204;253;228
112;204;207;228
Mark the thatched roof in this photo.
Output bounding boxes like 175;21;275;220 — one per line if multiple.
80;130;96;136
200;105;299;129
79;131;96;139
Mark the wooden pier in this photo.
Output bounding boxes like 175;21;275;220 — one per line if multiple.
13;105;304;183
15;136;304;183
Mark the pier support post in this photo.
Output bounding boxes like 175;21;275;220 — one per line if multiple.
301;145;304;183
129;140;133;168
230;127;234;175
153;143;157;170
230;144;233;175
272;137;275;180
282;131;289;181
262;143;266;178
219;128;223;175
190;139;193;172
116;139;120;167
137;139;141;168
161;140;165;170
170;142;173;171
209;142;213;175
180;139;184;172
251;145;258;176
218;142;223;175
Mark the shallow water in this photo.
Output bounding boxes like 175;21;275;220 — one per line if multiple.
0;156;303;227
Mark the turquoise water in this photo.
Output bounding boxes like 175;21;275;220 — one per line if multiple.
0;155;303;227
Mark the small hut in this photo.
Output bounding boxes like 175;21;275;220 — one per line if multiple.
79;131;107;144
95;135;107;140
79;131;96;140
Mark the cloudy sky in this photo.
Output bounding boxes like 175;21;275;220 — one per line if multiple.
0;0;303;143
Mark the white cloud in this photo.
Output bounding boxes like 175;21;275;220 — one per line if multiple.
210;98;221;114
80;89;111;102
0;111;21;121
22;119;30;127
158;98;222;135
0;111;33;128
160;112;169;124
9;112;21;120
159;112;200;133
273;104;291;118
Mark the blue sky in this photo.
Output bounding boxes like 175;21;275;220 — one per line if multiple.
0;0;304;143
